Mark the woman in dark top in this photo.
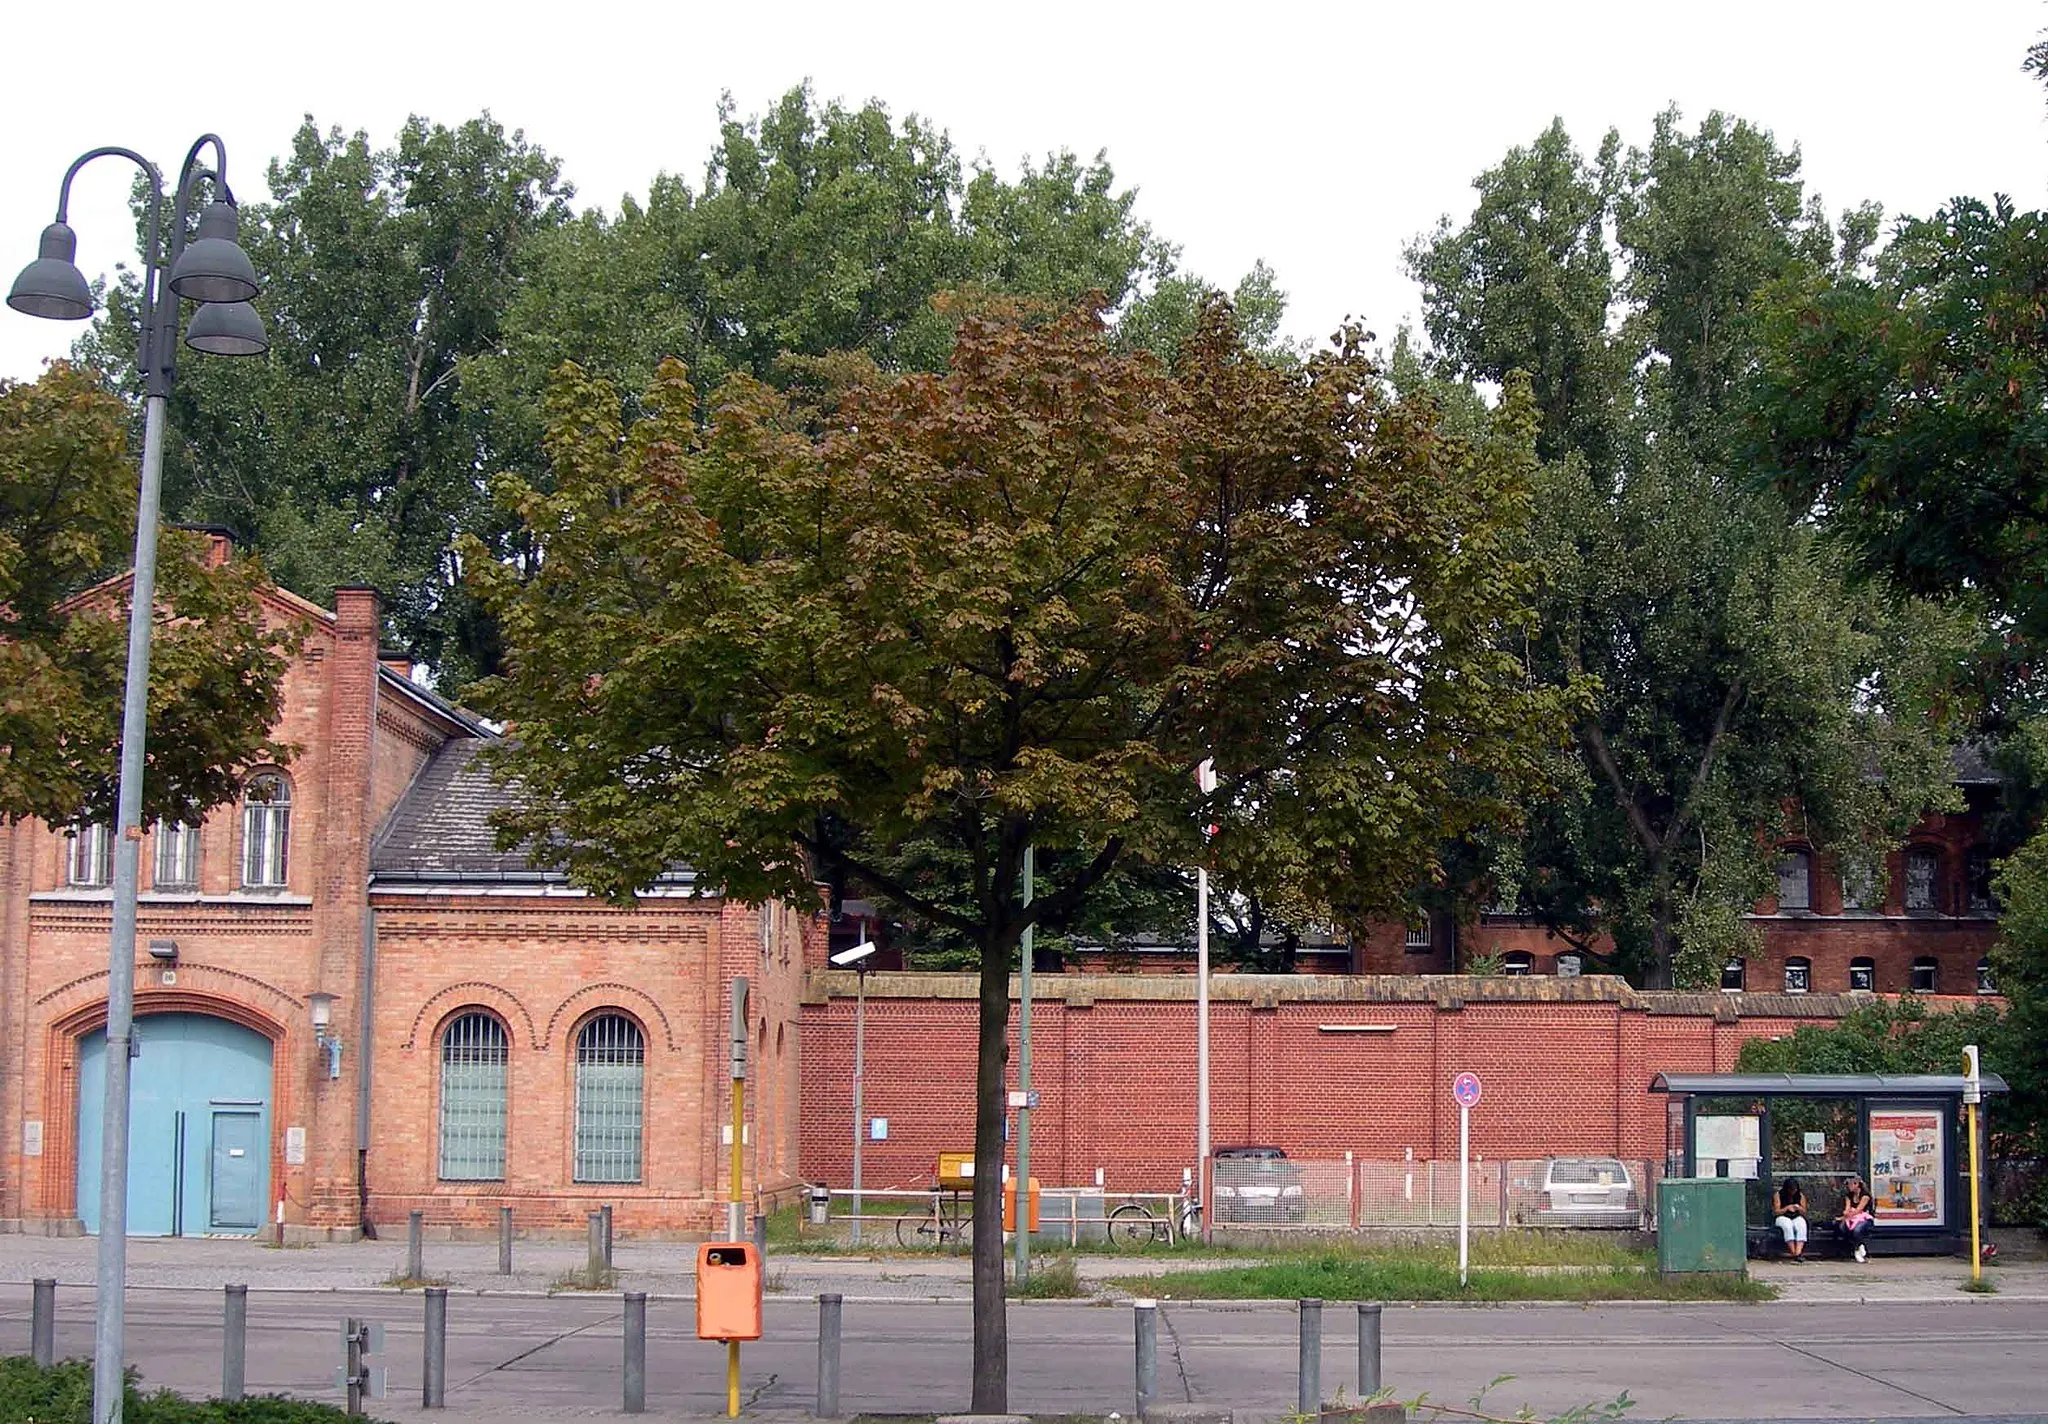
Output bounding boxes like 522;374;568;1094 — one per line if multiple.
1839;1177;1875;1263
1773;1177;1808;1261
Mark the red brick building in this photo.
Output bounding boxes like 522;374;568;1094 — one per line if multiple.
0;558;806;1239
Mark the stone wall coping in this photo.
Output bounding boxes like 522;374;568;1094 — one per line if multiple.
802;969;1878;1018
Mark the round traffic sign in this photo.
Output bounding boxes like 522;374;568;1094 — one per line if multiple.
1452;1071;1482;1108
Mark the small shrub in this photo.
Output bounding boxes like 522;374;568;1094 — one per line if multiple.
1961;1276;1999;1294
1008;1255;1087;1299
0;1357;389;1424
548;1264;619;1293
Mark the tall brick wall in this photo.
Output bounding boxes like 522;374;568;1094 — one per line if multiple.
797;973;1902;1194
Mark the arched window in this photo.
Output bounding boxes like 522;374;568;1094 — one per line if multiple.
1848;957;1876;992
1903;848;1940;913
1775;851;1812;912
1977;958;1997;995
439;1012;508;1181
1910;957;1938;993
1500;950;1533;976
1721;957;1746;992
68;822;112;887
1784;957;1811;994
241;773;291;888
574;1013;645;1184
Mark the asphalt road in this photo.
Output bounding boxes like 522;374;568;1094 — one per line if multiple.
5;1289;2045;1421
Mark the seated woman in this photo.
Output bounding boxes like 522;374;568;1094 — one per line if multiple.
1838;1178;1875;1263
1773;1177;1808;1262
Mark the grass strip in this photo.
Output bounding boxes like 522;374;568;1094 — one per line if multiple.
1113;1250;1774;1302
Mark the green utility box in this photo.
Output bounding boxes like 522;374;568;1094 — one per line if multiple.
1657;1177;1747;1276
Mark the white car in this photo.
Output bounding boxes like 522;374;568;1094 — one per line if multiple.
1528;1157;1641;1228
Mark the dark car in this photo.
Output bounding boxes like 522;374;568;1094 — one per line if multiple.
1211;1145;1306;1224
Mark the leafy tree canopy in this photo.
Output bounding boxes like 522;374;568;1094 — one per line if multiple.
1408;109;1961;986
0;364;293;826
466;298;1579;1407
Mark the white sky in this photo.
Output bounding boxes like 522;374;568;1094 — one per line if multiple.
4;1;2045;381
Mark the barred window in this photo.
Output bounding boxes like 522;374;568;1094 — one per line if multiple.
574;1013;645;1184
68;822;112;887
241;773;291;888
439;1012;508;1181
1403;921;1430;951
154;821;199;889
1784;957;1811;994
1849;957;1876;992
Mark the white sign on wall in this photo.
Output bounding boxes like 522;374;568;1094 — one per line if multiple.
284;1126;307;1166
22;1121;42;1157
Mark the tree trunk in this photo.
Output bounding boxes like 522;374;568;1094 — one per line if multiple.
1646;868;1677;991
969;930;1011;1412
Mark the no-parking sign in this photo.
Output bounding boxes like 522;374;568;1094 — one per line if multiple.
1452;1071;1482;1108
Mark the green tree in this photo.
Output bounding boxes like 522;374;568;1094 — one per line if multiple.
83;113;572;688
0;364;293;826
1411;110;1958;986
466;299;1577;1408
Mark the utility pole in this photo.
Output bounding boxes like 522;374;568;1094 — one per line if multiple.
1014;842;1034;1283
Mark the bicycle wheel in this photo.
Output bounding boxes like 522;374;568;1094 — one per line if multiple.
896;1212;937;1248
1109;1202;1160;1248
943;1212;974;1251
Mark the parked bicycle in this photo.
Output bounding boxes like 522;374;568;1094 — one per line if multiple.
1105;1192;1200;1247
896;1189;973;1249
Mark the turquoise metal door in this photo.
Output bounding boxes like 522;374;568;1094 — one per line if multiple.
76;1013;273;1235
208;1111;262;1230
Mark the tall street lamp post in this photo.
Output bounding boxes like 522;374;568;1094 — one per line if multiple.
9;134;266;1424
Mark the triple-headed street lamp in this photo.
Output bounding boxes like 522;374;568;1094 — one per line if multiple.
9;134;266;1424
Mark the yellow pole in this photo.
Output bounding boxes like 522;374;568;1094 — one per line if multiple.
1968;1098;1982;1284
729;983;747;1418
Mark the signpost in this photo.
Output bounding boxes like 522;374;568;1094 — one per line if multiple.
1451;1072;1482;1287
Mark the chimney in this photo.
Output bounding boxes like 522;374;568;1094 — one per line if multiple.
378;646;413;681
333;585;380;639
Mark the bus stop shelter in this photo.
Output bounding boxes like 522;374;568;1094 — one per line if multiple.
1650;1071;2006;1255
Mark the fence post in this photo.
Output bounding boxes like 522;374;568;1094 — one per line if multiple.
1499;1159;1510;1232
752;1211;767;1254
1134;1298;1158;1420
422;1287;447;1408
816;1293;843;1417
602;1203;615;1266
1298;1298;1322;1418
499;1206;514;1275
222;1284;247;1401
1346;1150;1358;1231
31;1278;55;1367
406;1210;424;1281
1357;1301;1382;1397
588;1211;606;1278
623;1290;647;1414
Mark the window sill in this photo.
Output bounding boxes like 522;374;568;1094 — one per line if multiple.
31;890;314;908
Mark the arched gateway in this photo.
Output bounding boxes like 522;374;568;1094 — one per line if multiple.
75;1012;274;1235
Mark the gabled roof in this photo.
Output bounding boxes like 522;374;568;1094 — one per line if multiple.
368;736;698;891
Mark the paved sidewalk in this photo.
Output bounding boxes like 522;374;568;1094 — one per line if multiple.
3;1232;2045;1303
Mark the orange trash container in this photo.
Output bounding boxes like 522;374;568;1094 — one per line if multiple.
695;1242;763;1341
1003;1177;1042;1232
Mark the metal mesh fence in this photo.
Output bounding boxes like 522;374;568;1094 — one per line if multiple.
1215;1155;1659;1230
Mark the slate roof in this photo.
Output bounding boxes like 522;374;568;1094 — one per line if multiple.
369;737;537;880
370;736;701;890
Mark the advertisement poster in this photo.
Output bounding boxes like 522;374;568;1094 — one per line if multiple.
1694;1114;1761;1179
1868;1109;1945;1224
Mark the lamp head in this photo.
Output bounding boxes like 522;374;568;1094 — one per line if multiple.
829;940;878;969
168;201;260;304
185;299;267;357
7;222;94;320
308;991;335;1032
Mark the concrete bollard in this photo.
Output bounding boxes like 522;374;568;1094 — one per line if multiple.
602;1203;615;1267
499;1206;514;1275
1298;1298;1323;1418
406;1210;424;1281
422;1287;447;1408
1358;1301;1382;1397
623;1290;647;1413
816;1293;843;1417
31;1278;55;1368
1134;1298;1158;1420
222;1284;248;1401
752;1211;767;1255
588;1211;606;1278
